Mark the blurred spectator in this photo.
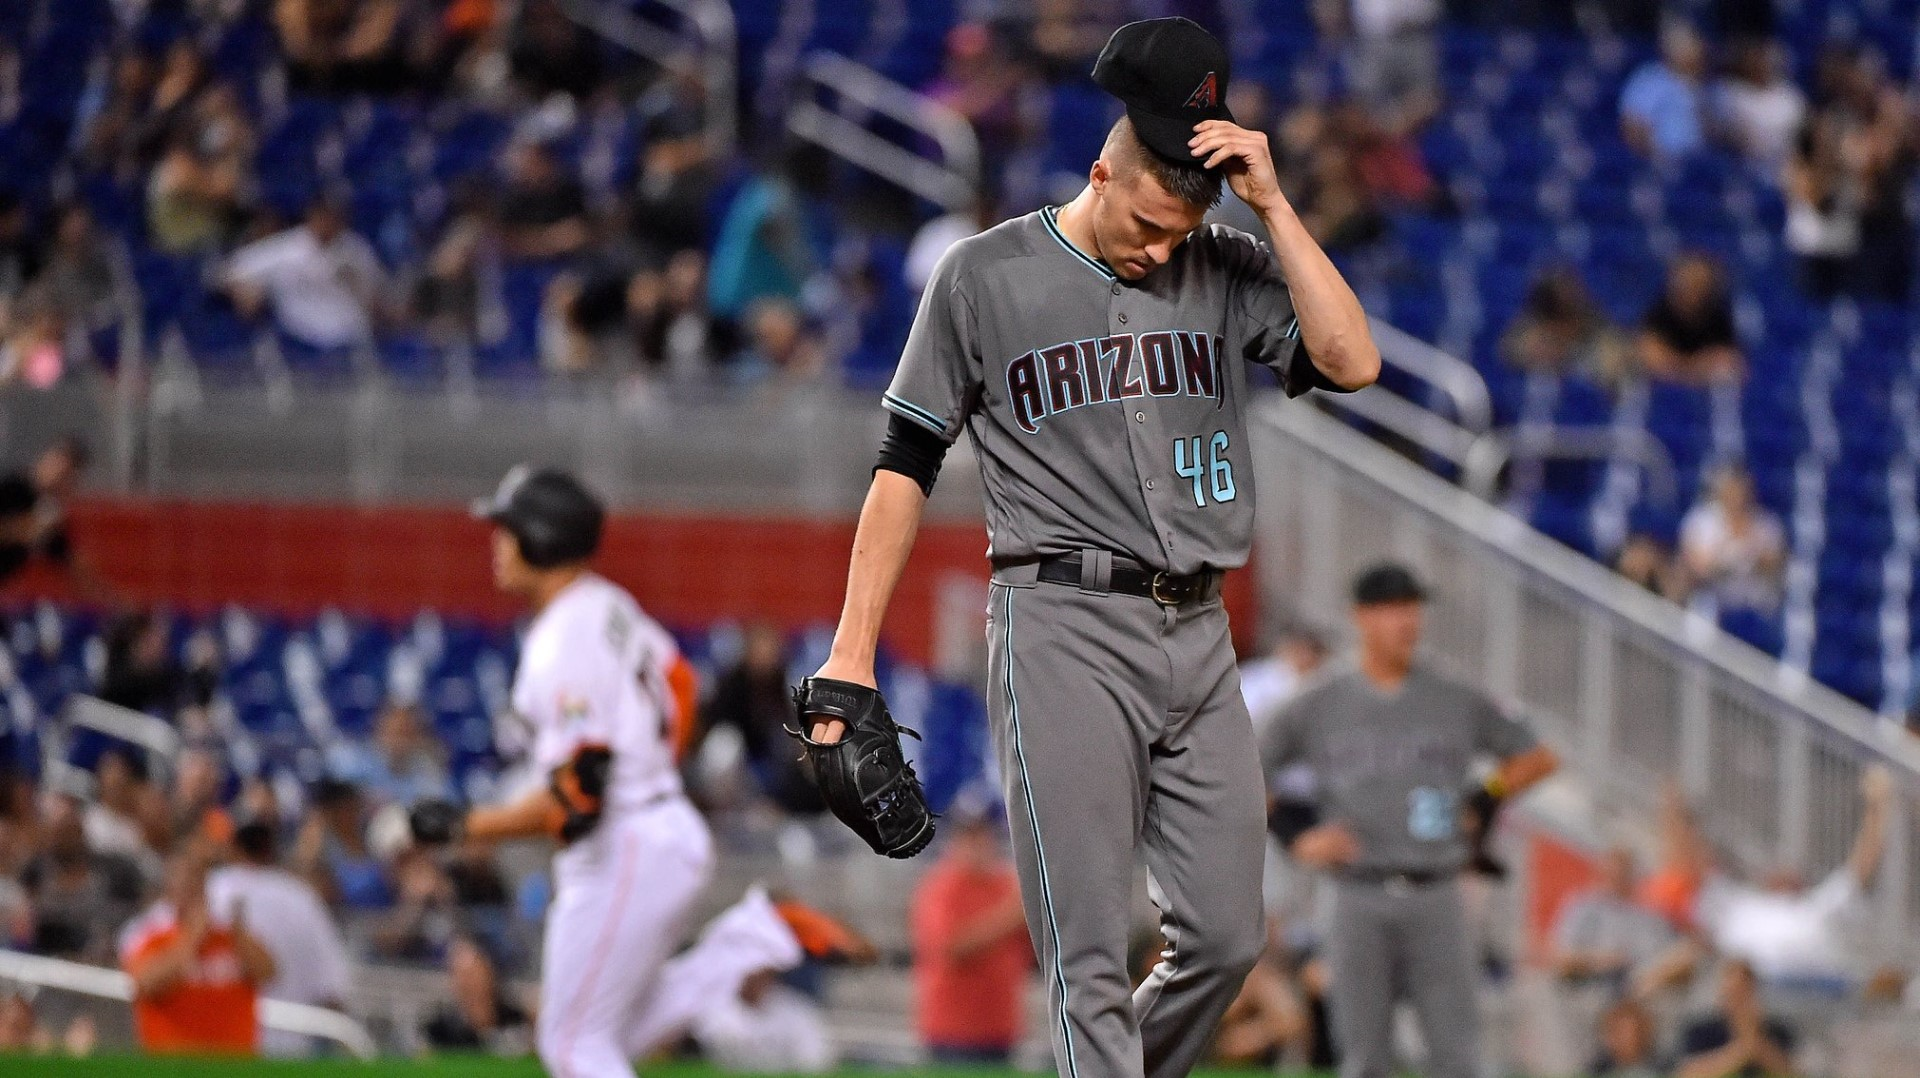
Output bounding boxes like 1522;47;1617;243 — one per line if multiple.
84;746;158;876
1501;266;1635;385
911;796;1030;1064
72;47;164;180
21;795;143;961
1674;959;1796;1078
168;745;235;855
631;250;723;380
1589;997;1664;1078
700;623;824;815
630;103;718;262
277;0;410;95
1821;45;1917;303
0;992;44;1052
708;151;822;323
100;610;217;718
372;846;458;962
499;140;591;262
735;299;826;383
1614;532;1682;599
0;193;44;325
1333;101;1439;212
0;437;104;597
293;778;392;910
1782;113;1861;300
415;182;503;345
1210;953;1307;1067
146;82;252;254
37;204;133;335
1620;22;1710;161
691;967;838;1073
1636;253;1743;385
330;702;453;809
1547;846;1677;988
224;194;391;351
0;301;70;390
1679;465;1785;617
1690;767;1891;989
1276;105;1387;253
121;851;275;1057
906;199;996;297
1240;626;1328;734
926;25;1030;183
509;0;604;102
1027;0;1111;83
1713;40;1805;172
1328;0;1442;131
1638;781;1710;931
422;935;534;1054
208;818;354;1058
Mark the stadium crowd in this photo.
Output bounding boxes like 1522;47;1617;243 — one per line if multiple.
0;0;1915;1072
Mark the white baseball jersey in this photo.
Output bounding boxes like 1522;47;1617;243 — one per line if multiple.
509;573;683;818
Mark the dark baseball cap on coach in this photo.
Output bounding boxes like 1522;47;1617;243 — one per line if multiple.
1351;563;1428;606
1091;17;1235;166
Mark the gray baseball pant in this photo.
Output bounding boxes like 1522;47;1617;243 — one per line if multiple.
1326;876;1482;1078
985;568;1267;1078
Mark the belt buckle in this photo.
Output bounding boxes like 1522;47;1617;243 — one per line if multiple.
1149;571;1183;606
1383;874;1412;896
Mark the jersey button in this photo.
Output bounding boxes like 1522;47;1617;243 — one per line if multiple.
1110;282;1122;296
1134;411;1145;423
1117;312;1129;324
1146;480;1155;490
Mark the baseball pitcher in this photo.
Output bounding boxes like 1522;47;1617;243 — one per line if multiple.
794;18;1380;1078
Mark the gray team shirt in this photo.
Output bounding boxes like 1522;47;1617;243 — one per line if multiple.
1259;661;1538;876
885;207;1329;576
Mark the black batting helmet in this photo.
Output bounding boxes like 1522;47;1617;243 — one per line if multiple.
473;465;604;568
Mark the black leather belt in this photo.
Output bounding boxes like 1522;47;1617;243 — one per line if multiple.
1033;553;1223;606
1340;867;1452;888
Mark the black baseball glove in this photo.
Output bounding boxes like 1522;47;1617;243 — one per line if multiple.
1462;784;1508;879
790;676;937;859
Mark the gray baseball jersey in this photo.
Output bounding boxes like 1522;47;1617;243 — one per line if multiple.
1259;661;1537;876
885;207;1326;576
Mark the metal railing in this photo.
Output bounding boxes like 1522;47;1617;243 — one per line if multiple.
0;950;378;1059
1464;423;1681;506
786;52;981;211
1250;396;1920;956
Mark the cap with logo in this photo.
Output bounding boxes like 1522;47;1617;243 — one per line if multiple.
1091;17;1234;166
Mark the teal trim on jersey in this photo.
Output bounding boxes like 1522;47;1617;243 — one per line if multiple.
1001;587;1079;1078
882;393;949;436
1040;206;1117;282
1283;316;1301;340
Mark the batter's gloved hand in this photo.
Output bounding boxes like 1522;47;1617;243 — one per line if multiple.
1462;783;1507;879
790;676;937;859
408;798;466;846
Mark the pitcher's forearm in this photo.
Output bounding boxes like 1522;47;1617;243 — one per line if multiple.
827;470;929;673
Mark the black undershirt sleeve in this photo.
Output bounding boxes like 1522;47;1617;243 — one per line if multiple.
874;413;951;496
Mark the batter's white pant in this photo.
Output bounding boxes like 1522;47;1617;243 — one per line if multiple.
537;799;805;1078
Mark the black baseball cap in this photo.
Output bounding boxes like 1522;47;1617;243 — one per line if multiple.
1091;17;1234;166
1351;563;1428;606
472;465;604;568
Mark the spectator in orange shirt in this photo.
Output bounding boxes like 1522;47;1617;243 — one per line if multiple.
119;851;275;1056
911;794;1032;1064
1638;782;1709;930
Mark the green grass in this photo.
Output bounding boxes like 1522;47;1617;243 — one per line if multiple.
0;1059;1341;1078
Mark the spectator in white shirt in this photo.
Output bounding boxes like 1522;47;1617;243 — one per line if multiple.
1548;846;1677;988
1713;40;1806;173
1241;626;1329;736
82;746;158;880
1679;465;1787;616
208;817;355;1058
223;195;390;351
1691;767;1892;991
